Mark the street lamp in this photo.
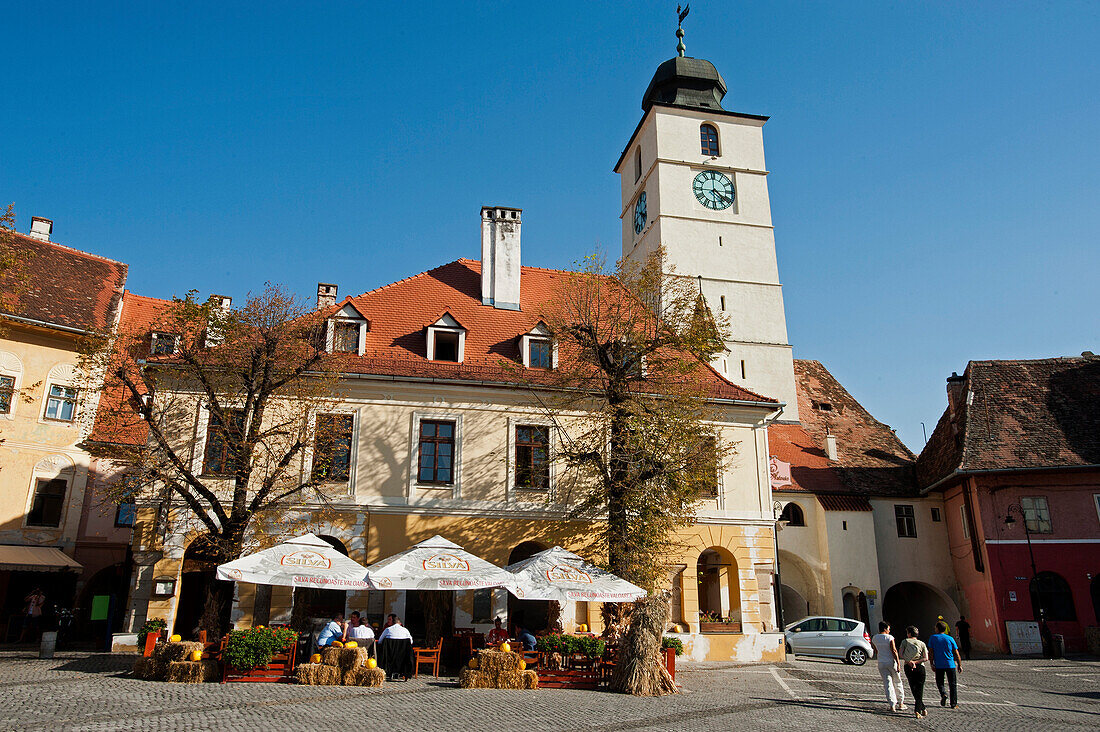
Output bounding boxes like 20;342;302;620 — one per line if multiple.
772;500;789;630
1004;504;1052;657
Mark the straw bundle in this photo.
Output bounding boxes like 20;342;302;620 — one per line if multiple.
133;656;164;680
335;647;372;671
320;647;343;667
521;670;539;689
476;649;521;676
609;594;677;696
342;667;386;687
494;670;524;689
157;641;203;664
165;661;204;684
458;668;490;689
296;663;340;686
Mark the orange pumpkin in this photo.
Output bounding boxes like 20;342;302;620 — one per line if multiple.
499;641;511;653
310;653;322;664
332;640;344;648
169;634;182;642
366;657;378;670
189;650;203;662
517;659;527;671
468;657;479;669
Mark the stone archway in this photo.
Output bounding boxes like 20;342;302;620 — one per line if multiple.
777;549;828;618
781;584;809;624
696;546;741;628
882;582;960;639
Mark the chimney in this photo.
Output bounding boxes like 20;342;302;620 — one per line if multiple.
946;370;968;418
824;430;838;461
203;295;232;347
28;217;53;242
480;206;522;310
317;283;338;310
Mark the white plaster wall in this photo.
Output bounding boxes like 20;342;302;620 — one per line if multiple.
823;510;883;627
871;497;959;606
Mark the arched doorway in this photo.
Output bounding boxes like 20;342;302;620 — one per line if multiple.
507;541;550;633
174;536;227;639
842;588;870;627
882;582;959;638
781;584;809;624
1030;571;1076;622
290;536;349;631
76;562;132;645
696;547;741;629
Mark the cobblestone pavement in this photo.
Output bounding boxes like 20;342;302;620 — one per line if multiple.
0;651;1096;731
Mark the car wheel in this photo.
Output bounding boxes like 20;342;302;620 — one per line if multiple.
846;647;868;666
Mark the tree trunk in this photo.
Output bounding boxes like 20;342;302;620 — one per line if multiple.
420;590;450;648
610;594;676;696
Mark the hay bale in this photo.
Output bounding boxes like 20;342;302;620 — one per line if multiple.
458;667;490;689
296;663;340;686
156;641;203;664
342;667;385;687
319;646;343;667
335;646;371;671
165;661;204;684
477;649;521;676
521;670;539;689
494;669;524;689
133;655;165;681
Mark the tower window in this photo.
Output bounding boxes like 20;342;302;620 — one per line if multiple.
740;360;746;379
700;124;719;156
634;147;642;182
719;296;725;311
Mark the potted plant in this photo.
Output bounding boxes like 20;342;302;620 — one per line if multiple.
698;610;741;634
224;627;298;676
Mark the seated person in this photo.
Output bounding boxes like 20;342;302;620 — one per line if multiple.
487;617;509;647
344;612;375;644
516;626;537;652
378;616;412;642
317;613;345;647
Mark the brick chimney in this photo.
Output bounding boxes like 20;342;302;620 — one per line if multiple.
946;370;968;418
317;283;338;310
480;206;522;310
28;217;53;242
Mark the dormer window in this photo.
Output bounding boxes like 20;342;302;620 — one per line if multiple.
150;332;178;356
520;322;556;369
427;313;466;363
325;303;369;356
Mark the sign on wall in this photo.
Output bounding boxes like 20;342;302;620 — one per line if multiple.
770;456;792;489
1006;620;1042;655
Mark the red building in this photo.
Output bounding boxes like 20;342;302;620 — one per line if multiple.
917;355;1100;653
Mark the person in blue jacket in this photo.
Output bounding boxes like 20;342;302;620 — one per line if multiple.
928;620;962;708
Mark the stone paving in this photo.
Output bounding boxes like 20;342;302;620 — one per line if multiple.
0;651;1096;731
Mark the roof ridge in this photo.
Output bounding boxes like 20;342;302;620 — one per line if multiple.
456;257;573;276
124;290;174;306
7;229;128;268
349;259;470;300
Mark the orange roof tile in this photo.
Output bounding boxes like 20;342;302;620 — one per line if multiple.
768;423;845;494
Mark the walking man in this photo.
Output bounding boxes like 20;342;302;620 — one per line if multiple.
955;616;972;660
929;620;962;708
871;621;906;712
899;626;929;719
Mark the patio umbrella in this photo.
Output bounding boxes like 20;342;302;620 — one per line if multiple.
504;546;647;602
363;535;513;591
215;533;371;590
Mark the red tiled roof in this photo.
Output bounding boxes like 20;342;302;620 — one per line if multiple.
917;356;1100;489
768;423;844;494
87;291;174;446
327;259;776;404
0;230;127;333
815;494;873;512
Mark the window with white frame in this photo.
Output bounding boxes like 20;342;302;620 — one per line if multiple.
27;478;67;527
895;504;917;538
43;384;78;422
418;420;456;485
426;313;466;363
150;332;178;356
1021;496;1053;534
930;506;942;522
514;425;550;490
0;375;14;415
312;413;354;482
325;303;369;355
520;322;555;369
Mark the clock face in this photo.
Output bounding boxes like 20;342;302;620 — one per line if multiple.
692;170;735;210
633;191;647;234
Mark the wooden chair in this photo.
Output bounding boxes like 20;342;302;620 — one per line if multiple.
414;639;442;677
521;649;539;667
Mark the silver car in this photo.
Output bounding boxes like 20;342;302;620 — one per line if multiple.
784;616;873;665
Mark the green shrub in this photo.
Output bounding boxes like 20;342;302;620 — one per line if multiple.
224;627;298;671
534;633;604;658
137;618;167;647
662;636;684;656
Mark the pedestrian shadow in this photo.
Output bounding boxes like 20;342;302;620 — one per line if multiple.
755;696;916;719
53;654;136;674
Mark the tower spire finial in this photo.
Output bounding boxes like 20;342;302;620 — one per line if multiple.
676;4;690;57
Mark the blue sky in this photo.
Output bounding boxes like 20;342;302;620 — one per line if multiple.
3;2;1098;450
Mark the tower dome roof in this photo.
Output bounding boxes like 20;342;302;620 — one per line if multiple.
641;56;727;112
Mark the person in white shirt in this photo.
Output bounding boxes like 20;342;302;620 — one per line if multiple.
378;617;412;642
344;611;375;644
871;621;906;712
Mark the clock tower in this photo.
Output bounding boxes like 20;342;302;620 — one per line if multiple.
615;29;799;420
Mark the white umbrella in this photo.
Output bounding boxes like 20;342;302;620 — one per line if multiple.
216;533;370;590
504;546;647;602
363;535;513;591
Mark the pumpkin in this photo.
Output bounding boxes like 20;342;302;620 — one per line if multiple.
310;653;322;664
345;641;358;649
499;641;511;653
255;625;265;630
517;659;526;670
332;640;344;648
468;657;479;669
366;657;378;669
578;624;588;633
189;649;203;662
169;634;182;642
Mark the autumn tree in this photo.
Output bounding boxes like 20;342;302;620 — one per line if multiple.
534;248;733;695
83;285;347;636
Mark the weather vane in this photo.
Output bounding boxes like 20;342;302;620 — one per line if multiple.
676;4;690;57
